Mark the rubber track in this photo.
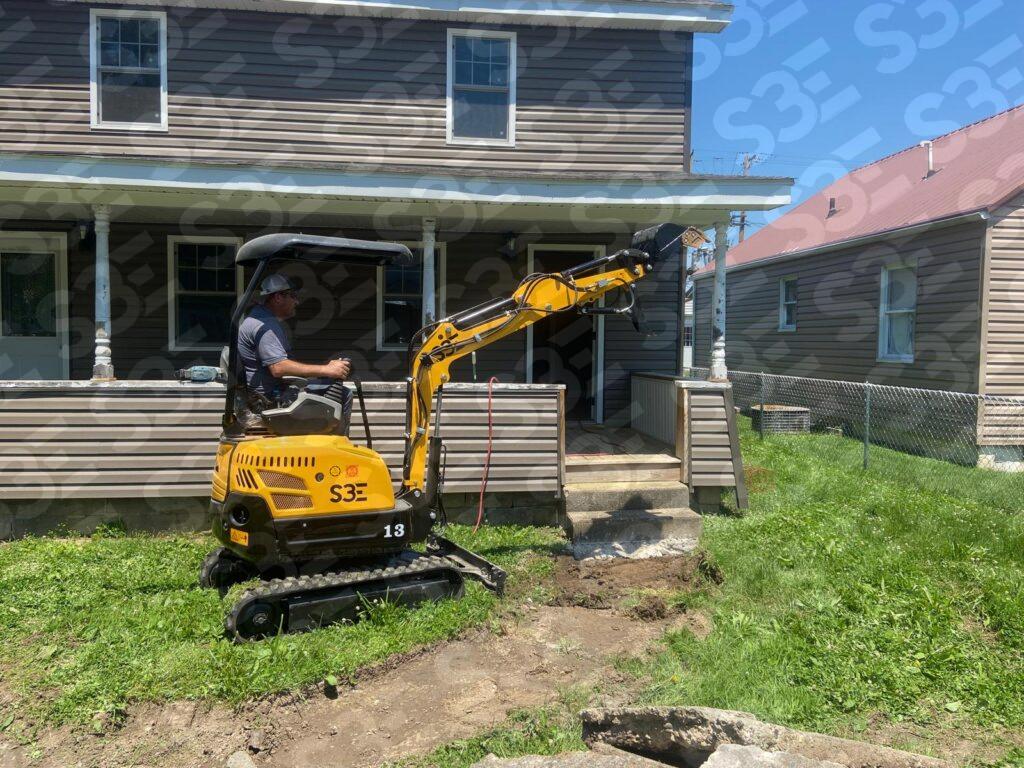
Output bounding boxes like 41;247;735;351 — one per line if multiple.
226;551;458;641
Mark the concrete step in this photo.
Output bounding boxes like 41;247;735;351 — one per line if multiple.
563;480;691;513
565;454;680;484
566;506;702;544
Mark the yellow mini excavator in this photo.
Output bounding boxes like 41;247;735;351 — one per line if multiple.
202;223;689;640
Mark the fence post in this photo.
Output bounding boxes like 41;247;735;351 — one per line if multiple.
759;372;766;440
863;381;871;470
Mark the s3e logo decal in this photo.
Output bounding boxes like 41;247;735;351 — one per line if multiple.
330;482;368;503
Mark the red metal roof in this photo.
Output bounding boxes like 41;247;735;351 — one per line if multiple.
696;104;1024;276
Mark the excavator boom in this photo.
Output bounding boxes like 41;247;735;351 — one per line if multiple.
401;223;691;492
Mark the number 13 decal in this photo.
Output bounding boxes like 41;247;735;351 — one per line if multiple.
384;523;405;538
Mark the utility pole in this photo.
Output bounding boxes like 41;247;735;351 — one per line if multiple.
738;153;752;243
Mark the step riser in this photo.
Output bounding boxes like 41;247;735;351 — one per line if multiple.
564;486;691;512
568;511;702;543
564;467;680;483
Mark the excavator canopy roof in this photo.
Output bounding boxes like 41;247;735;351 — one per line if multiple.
235;233;415;267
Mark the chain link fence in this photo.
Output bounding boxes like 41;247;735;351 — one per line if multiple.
684;367;1024;506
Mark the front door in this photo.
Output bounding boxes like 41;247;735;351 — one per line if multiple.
0;234;68;380
528;247;603;422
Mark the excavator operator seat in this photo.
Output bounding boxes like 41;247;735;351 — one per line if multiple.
261;379;353;437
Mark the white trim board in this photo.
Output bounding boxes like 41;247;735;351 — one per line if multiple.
0;155;792;213
446;28;517;148
89;8;169;132
61;0;733;32
526;244;605;423
877;260;917;365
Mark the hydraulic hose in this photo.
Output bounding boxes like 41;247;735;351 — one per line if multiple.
474;376;499;533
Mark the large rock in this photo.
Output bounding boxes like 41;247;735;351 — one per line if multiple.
581;707;949;768
704;744;845;768
226;751;258;768
472;744;672;767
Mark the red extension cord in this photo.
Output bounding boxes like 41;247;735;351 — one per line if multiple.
473;376;499;533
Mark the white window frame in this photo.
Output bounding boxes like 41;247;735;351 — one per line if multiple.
376;242;447;352
877;261;917;364
778;276;797;332
446;28;517;147
89;8;169;132
167;235;244;352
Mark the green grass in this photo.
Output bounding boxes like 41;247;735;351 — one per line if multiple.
388;688;591;768
629;418;1024;743
0;523;564;727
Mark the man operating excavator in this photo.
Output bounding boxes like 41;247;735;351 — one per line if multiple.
236;273;352;428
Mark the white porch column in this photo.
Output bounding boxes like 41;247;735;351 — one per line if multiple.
91;205;114;381
421;216;437;325
709;219;729;382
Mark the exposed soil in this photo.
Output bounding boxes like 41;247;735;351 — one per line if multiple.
550;552;721;612
743;465;776;494
0;554;709;768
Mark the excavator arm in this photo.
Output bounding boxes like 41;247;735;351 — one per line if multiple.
400;223;698;494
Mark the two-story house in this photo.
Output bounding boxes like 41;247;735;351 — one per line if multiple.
0;0;789;421
0;0;794;533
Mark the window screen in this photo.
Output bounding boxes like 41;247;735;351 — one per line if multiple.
95;15;163;125
451;35;512;141
174;242;237;348
880;265;916;360
380;257;423;348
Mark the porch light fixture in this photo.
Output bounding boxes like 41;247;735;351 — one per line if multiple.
497;232;517;260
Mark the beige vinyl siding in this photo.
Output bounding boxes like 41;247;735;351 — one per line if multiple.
0;2;691;175
693;219;986;392
687;389;736;487
0;382;562;499
981;193;1024;444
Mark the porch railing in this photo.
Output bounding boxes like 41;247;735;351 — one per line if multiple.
630;372;748;508
0;380;565;504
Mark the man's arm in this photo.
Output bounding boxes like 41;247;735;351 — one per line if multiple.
268;358;351;380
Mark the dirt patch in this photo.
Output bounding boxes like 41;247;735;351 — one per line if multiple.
744;465;775;493
0;604;695;768
550;552;721;612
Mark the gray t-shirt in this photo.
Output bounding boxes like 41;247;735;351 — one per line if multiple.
237;304;291;398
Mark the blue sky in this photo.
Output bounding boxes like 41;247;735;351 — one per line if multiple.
691;0;1024;242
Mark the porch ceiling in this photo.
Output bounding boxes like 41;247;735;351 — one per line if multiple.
0;154;791;233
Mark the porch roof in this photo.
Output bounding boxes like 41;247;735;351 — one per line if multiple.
0;154;791;232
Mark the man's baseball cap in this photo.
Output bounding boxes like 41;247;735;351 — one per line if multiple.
258;274;299;298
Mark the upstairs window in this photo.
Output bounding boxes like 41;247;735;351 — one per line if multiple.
447;30;516;145
878;263;916;363
90;9;167;130
168;237;242;351
778;277;797;331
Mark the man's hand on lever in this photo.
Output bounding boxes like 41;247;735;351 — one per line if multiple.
324;358;352;380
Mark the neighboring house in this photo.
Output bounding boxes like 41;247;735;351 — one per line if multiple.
0;0;791;427
692;105;1024;455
